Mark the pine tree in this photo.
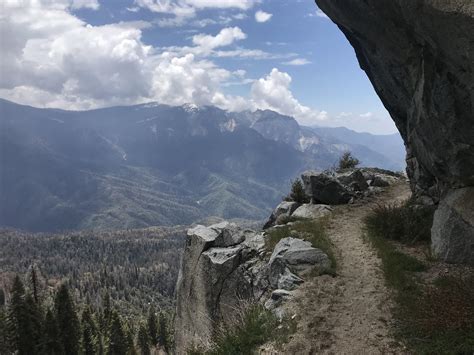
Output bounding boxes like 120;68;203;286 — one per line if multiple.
7;275;29;354
290;178;308;203
147;308;158;346
338;151;360;170
96;332;107;355
55;284;80;355
29;265;43;304
0;289;5;307
137;324;150;355
81;306;96;355
0;306;9;355
158;312;169;351
101;292;112;332
107;311;127;355
43;309;63;355
123;323;136;355
24;293;43;354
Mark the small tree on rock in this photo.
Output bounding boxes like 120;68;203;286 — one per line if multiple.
289;178;309;204
338;151;360;170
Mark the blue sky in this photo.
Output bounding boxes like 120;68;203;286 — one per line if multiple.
0;0;397;134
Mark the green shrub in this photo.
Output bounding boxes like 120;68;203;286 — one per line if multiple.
337;151;360;170
364;200;435;244
265;224;292;251
190;304;296;355
208;305;277;355
288;179;309;204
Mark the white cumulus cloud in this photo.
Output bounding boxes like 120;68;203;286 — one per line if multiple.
0;0;335;128
136;0;259;26
250;68;327;125
70;0;100;10
282;58;311;66
0;1;255;111
255;10;272;23
192;27;246;50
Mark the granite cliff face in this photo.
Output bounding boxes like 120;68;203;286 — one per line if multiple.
315;0;474;263
174;219;333;353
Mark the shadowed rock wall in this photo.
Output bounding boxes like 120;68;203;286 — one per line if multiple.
315;0;474;263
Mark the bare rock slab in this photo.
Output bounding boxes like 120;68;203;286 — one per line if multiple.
432;187;474;265
292;204;332;219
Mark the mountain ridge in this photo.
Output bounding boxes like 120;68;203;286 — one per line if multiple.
0;98;405;232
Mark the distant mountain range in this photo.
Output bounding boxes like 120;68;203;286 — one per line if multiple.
0;98;405;232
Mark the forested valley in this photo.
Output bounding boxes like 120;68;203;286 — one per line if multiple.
0;226;186;354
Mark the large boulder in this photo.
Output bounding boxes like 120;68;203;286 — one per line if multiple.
268;237;331;288
315;0;474;263
432;187;474;264
263;201;300;229
301;171;353;205
370;176;390;188
337;169;369;191
291;204;332;219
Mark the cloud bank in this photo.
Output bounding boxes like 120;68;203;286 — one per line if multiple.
0;0;331;128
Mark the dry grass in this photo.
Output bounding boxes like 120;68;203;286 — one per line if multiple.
364;200;435;244
364;203;474;354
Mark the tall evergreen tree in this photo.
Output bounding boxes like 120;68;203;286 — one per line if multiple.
43;309;63;355
101;292;112;333
137;324;150;355
0;306;9;355
7;276;30;354
94;312;107;355
81;306;96;355
55;284;80;355
0;289;5;307
107;311;127;355
147;308;158;346
29;265;42;304
123;323;136;355
24;293;43;354
158;312;169;351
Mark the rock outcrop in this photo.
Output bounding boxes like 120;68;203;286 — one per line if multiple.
302;172;353;205
268;237;331;289
263;201;300;229
174;222;267;353
314;0;474;263
263;168;401;229
174;222;332;353
431;187;474;264
292;204;332;219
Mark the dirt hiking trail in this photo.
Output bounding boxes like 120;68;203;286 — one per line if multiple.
264;182;411;354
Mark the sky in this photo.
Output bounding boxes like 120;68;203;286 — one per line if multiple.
0;0;398;134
